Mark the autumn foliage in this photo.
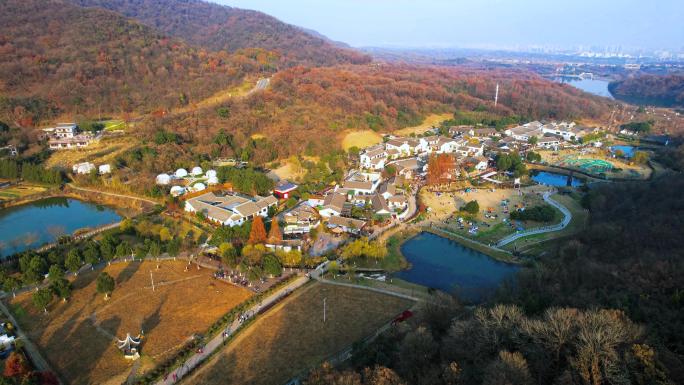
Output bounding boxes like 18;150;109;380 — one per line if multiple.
267;219;283;244
427;153;456;185
248;216;267;245
4;351;29;378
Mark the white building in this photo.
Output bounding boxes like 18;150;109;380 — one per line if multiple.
98;164;112;175
156;173;171;185
72;162;96;175
185;191;278;227
359;146;388;170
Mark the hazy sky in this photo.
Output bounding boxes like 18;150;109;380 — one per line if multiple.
217;0;683;51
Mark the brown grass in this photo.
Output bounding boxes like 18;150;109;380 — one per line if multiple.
0;183;48;203
185;282;413;385
45;136;138;169
8;261;252;385
341;130;383;151
393;113;451;136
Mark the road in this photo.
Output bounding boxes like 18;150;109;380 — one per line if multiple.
496;191;572;247
67;184;159;205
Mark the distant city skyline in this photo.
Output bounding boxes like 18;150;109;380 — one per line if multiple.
218;0;684;53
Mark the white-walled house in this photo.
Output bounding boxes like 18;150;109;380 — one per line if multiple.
360;146;388;170
185;192;277;227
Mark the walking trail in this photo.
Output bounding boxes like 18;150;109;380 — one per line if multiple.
496;191;572;247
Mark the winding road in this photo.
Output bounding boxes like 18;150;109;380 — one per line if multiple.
496;191;572;247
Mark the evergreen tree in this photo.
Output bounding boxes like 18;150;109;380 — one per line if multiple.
96;272;115;299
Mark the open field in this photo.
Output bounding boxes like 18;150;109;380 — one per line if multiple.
101;120;126;131
0;182;49;203
184;282;413;385
421;185;557;245
45;136;138;169
8;261;252;385
269;156;320;181
341;130;383;151
393;113;451;136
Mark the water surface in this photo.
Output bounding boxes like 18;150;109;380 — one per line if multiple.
531;171;584;187
395;232;519;302
610;145;636;158
552;76;613;98
0;197;121;257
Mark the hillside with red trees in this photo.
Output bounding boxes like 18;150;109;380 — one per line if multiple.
68;0;371;67
609;74;684;107
0;0;271;126
141;64;613;168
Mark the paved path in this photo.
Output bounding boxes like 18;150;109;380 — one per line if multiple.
156;272;313;385
315;277;421;302
0;301;63;383
67;184;159;205
496;191;572;247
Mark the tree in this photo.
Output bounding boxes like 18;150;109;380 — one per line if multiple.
96;272;115;299
462;200;479;214
99;235;117;261
166;238;181;258
427;153;456;185
3;351;29;378
47;265;64;283
159;227;173;242
149;242;161;259
83;242;100;266
633;151;649;164
482;351;533;385
32;288;53;313
219;242;237;267
268;220;283;244
248;216;267;244
263;254;282;277
65;249;82;274
51;278;72;302
116;241;130;258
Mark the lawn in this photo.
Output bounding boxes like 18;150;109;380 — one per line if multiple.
341;130;383;151
8;261;252;385
0;183;49;203
393;113;451;136
184;282;414;385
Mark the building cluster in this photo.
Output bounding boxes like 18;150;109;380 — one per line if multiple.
156;167;219;196
184;191;278;227
42;123;94;150
502;121;597;150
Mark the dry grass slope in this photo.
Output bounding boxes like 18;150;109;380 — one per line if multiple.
9;261;251;385
186;282;413;385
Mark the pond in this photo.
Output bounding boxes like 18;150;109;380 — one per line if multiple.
610;145;636;158
531;171;584;187
551;76;614;98
0;197;121;257
395;232;519;302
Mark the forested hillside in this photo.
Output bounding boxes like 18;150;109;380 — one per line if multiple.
68;0;371;67
0;0;271;126
140;65;613;168
609;74;684;107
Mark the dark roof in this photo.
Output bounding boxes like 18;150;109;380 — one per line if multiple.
275;180;298;192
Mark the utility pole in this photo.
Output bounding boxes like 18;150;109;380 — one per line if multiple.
494;83;499;107
323;297;327;323
150;271;155;292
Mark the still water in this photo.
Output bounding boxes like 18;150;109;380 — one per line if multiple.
553;76;613;98
0;197;121;257
531;171;584;187
395;232;519;302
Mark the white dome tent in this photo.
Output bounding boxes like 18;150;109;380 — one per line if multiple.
207;176;219;185
156;173;171;185
193;182;206;192
191;166;203;176
205;169;217;179
170;186;186;197
175;168;188;178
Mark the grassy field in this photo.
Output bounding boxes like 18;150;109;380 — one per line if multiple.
341;130;383;151
0;183;49;203
393;113;451;136
9;261;252;385
101;120;126;131
171;78;256;116
184;282;413;385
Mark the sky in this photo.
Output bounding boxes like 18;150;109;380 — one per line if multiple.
217;0;684;52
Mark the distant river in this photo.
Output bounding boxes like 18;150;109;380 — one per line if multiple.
0;197;121;257
395;232;519;302
551;76;614;98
